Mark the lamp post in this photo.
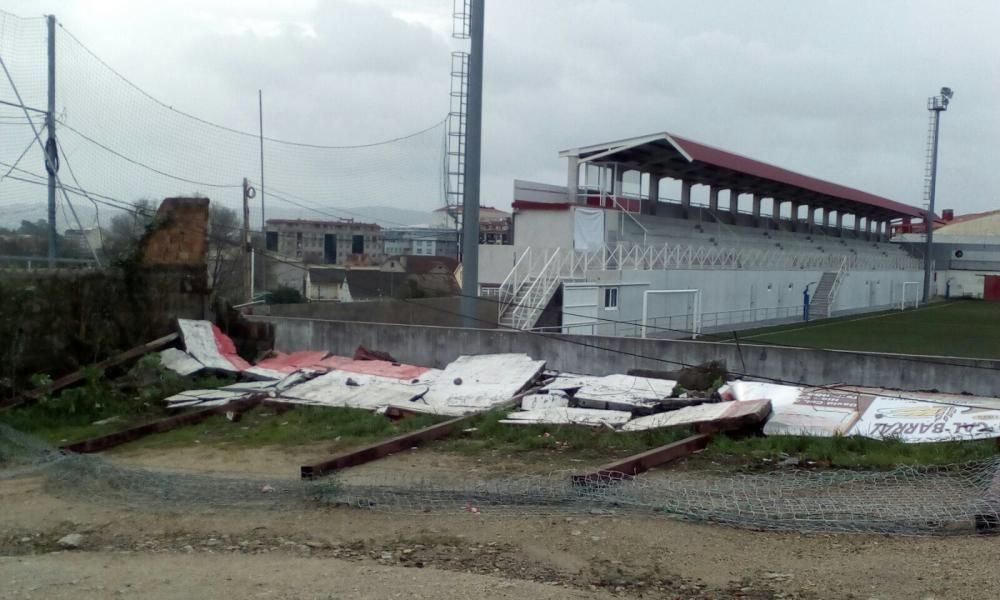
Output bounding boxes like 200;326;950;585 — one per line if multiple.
922;86;953;303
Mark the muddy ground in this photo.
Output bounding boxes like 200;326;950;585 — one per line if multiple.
1;444;997;599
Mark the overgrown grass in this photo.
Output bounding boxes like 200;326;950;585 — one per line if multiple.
0;356;233;445
709;299;1000;359
122;406;443;451
438;410;696;460
703;433;998;468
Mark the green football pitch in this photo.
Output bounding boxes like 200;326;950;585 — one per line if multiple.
709;300;1000;360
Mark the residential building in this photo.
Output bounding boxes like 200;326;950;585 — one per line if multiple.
62;227;105;254
265;218;382;265
382;227;459;258
303;255;460;302
433;205;512;245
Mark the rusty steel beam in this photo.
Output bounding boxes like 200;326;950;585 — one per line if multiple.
693;403;771;435
2;332;180;411
571;433;711;485
61;396;264;454
300;415;468;479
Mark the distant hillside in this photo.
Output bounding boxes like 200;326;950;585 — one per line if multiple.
0;201;437;231
345;205;435;227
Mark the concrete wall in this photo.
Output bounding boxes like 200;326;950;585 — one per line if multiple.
513;209;573;248
251;295;497;328
478;244;522;286
252;316;1000;397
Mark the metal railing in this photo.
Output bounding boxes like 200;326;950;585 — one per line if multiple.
557;242;922;275
532;305;803;338
0;255;98;271
509;247;564;330
497;247;533;319
825;256;849;318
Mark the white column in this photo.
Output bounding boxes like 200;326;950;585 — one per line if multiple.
566;155;579;204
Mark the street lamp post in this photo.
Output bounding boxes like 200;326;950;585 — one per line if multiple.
922;86;953;303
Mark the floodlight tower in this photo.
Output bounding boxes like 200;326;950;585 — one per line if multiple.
922;86;953;303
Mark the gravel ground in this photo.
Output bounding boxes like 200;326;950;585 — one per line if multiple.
1;445;997;599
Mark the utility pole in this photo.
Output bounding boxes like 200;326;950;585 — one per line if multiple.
258;89;265;231
460;0;484;327
46;14;57;267
258;90;266;292
921;87;953;303
242;178;254;300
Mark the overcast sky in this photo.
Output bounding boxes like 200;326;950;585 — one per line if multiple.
3;0;999;219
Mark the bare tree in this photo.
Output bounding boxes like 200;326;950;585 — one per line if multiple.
207;204;244;302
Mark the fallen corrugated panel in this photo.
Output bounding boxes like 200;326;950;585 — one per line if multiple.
501;407;632;427
177;319;251;374
621;399;771;433
300;415;469;479
574;374;677;411
844;387;1000;410
315;356;431;380
723;383;871;438
541;373;600;393
243;352;332;381
159;348;205;377
520;393;570;411
762;403;861;437
164;388;252;410
388;354;545;416
849;396;1000;442
759;387;872;437
721;381;804;408
572;434;712;483
278;370;429;411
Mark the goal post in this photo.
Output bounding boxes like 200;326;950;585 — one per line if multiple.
900;281;920;310
642;289;702;339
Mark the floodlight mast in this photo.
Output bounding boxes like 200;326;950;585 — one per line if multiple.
922;86;953;303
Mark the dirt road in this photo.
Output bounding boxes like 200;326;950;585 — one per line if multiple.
1;464;997;600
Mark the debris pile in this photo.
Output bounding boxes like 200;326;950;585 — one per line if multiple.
155;319;1000;443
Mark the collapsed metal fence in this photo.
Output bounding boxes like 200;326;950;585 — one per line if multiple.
2;423;998;535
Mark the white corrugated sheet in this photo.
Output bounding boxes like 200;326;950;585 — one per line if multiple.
574;374;677;411
389;354;545;416
521;393;570;411
279;370;429;411
176;319;241;373
622;399;770;432
501;407;632;427
159;348;204;377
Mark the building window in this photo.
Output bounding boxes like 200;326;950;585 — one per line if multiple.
352;234;364;255
604;287;619;310
265;231;278;252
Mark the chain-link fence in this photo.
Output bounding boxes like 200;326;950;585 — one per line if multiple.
2;423;998;535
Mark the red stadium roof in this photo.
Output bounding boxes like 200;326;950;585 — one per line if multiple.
560;132;926;220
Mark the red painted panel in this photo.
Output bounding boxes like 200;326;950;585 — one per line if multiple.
984;276;1000;301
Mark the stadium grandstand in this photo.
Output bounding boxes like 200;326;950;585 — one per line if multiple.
480;131;933;337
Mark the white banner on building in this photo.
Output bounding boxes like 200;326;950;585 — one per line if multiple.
573;208;605;251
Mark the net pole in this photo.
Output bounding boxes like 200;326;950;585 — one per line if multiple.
46;14;56;266
460;0;484;326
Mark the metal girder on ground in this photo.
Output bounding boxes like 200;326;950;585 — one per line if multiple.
1;333;180;411
300;415;470;479
60;395;268;454
571;434;711;485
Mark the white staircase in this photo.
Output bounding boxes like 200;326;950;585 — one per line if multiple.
497;248;566;330
809;257;847;319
